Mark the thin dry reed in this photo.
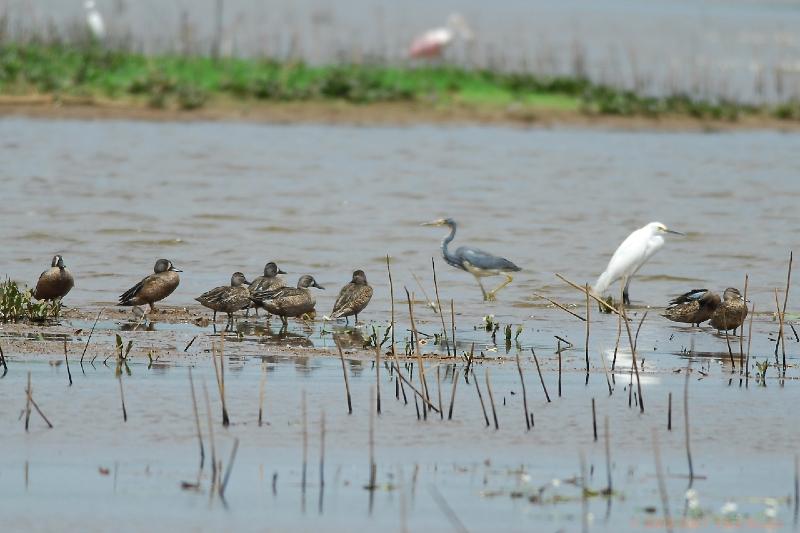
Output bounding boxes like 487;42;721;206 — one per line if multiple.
684;361;694;485
258;361;267;425
335;339;353;414
80;308;104;365
386;255;396;356
531;348;551;402
63;339;72;386
447;369;460;420
431;258;450;356
471;368;490;427
485;368;499;430
188;367;205;470
118;374;127;422
516;351;531;430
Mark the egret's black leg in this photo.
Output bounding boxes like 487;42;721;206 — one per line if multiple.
213;310;217;322
355;313;359;324
623;288;631;306
281;315;288;327
345;316;349;326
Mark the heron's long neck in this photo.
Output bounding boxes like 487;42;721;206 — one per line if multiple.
441;224;460;268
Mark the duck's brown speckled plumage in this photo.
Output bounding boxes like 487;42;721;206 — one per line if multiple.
709;287;748;332
196;272;251;321
32;255;74;301
118;259;181;311
331;270;373;323
664;289;720;326
250;275;324;325
248;262;287;314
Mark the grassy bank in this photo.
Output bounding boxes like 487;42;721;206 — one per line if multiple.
1;43;800;123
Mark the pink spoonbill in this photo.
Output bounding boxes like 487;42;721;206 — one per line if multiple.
408;13;473;59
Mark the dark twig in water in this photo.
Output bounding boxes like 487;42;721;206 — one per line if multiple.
739;274;748;372
485;368;499;430
429;485;469;533
684;361;694;486
667;392;672;431
202;382;218;495
389;356;440;413
652;429;673;533
367;387;377;498
621;305;645;413
604;416;612;495
516;351;531;430
782;252;793;372
219;438;239;500
25;372;53;429
450;299;456;358
447;369;460;420
557;339;562;398
611;308;622;372
375;341;382;415
188;367;205;470
633;310;648;354
405;287;430;418
211;340;230;426
431;258;450;356
746;304;755;387
334;339;353;414
118;374;127;422
63;339;72;386
301;390;308;500
531;348;551;403
184;335;198;352
386;255;396;357
0;340;7;376
80;308;104;365
533;292;586;321
436;365;443;420
471;369;490;427
585;283;591;378
723;312;736;371
591;398;597;442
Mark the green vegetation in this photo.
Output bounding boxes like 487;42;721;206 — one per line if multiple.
0;279;62;322
0;43;795;121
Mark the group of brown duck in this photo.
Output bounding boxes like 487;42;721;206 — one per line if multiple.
30;255;373;328
31;253;746;334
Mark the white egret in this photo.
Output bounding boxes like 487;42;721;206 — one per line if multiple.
84;1;106;42
592;221;683;305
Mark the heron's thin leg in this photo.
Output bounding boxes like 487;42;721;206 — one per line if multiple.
213;310;217;322
487;275;514;300
474;275;488;301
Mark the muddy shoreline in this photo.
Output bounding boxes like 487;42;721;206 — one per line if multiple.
2;96;800;132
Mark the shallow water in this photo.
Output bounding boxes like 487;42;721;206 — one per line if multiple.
0;352;797;532
5;0;800;102
1;118;798;326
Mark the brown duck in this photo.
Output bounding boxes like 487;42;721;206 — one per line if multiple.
330;270;373;324
196;272;251;324
709;287;748;334
118;259;181;312
248;261;287;316
250;274;324;326
664;289;721;327
32;255;74;301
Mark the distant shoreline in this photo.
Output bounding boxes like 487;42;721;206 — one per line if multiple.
2;44;800;132
2;95;800;132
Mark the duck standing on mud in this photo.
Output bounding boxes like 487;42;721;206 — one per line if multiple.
248;261;287;316
196;272;252;326
709;287;748;334
118;259;181;313
32;255;74;302
664;289;721;327
250;275;324;326
422;217;520;301
330;270;373;324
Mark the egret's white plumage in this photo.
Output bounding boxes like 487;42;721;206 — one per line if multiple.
592;221;683;304
409;13;473;59
84;0;106;41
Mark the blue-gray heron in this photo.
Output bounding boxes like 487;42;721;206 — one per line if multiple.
422;218;521;301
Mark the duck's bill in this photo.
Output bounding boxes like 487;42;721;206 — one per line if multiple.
314;283;325;290
170;266;183;272
664;229;684;235
278;269;287;274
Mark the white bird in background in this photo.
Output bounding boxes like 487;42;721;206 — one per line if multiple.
408;13;474;59
592;222;684;305
84;0;106;41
